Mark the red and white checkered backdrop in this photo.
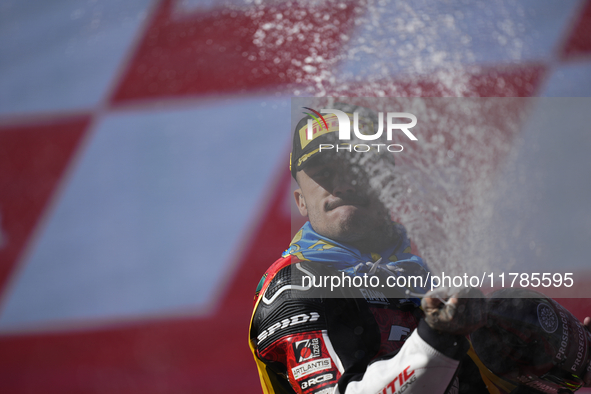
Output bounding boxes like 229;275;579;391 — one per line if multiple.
1;0;591;393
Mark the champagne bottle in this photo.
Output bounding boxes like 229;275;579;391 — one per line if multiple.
470;288;590;393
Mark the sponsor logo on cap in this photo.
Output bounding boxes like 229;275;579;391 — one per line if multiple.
297;107;417;156
299;112;342;149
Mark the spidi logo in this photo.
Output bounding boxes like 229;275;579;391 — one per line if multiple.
302;108;418;153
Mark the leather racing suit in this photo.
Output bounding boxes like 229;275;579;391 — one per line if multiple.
249;222;480;394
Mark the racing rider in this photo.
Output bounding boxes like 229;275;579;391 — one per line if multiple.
249;107;487;394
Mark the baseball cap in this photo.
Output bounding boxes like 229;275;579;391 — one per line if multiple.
290;111;342;179
290;104;383;179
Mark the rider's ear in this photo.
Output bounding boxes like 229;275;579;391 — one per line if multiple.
294;189;308;217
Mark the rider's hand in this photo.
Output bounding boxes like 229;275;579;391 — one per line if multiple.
421;287;486;336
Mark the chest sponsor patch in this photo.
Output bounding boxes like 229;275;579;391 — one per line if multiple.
293;338;322;362
292;358;332;380
359;288;389;305
388;325;411;341
257;312;320;343
300;372;335;390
